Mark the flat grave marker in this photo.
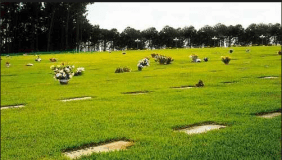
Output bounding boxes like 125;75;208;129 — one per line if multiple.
61;97;92;102
63;141;133;159
1;104;25;110
176;124;226;135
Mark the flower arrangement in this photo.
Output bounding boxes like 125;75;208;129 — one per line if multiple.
137;57;150;71
190;54;198;62
151;53;157;58
74;67;85;76
195;58;201;63
26;63;33;66
229;49;233;53
115;66;131;73
50;58;57;62
154;54;174;64
35;56;41;62
6;62;10;67
221;56;231;64
278;50;281;55
50;64;75;83
204;57;208;62
195;80;204;87
246;49;250;53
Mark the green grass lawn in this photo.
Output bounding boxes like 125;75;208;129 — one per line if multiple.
1;46;281;160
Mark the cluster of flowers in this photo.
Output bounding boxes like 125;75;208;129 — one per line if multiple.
137;58;150;71
190;54;201;62
74;67;85;76
278;50;281;55
221;56;231;64
229;49;233;53
35;56;41;62
50;64;75;80
115;66;131;73
246;49;250;53
6;62;10;67
50;58;57;62
154;54;174;64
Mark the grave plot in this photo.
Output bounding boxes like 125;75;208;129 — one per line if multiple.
170;85;195;89
1;104;25;110
258;76;278;79
220;81;238;84
63;140;134;159
174;122;226;135
121;91;150;95
61;97;92;102
256;110;281;119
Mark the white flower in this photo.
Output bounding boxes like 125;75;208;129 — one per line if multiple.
65;68;70;72
56;73;61;78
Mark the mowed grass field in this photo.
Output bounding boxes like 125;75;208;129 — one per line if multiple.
1;46;281;160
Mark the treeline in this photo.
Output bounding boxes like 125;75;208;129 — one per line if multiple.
1;2;281;54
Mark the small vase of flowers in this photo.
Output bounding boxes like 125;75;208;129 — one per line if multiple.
137;57;150;71
74;67;85;76
221;56;231;65
50;64;75;84
190;54;198;62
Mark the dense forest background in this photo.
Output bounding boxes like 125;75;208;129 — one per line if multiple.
1;2;281;54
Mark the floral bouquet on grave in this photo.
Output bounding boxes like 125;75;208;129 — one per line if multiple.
74;67;85;76
278;50;281;55
151;53;157;58
50;58;57;62
115;66;131;73
229;49;233;53
221;56;231;64
50;64;75;81
35;56;41;62
6;62;10;67
154;54;174;65
190;54;198;62
137;58;150;71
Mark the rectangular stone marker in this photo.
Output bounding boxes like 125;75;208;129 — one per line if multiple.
174;87;194;89
63;141;133;159
177;125;226;135
61;97;92;102
262;77;278;79
258;112;281;119
1;105;25;110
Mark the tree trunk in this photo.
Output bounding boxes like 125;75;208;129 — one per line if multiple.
47;9;55;52
65;3;70;50
35;4;38;52
103;40;106;51
61;23;64;51
76;14;79;52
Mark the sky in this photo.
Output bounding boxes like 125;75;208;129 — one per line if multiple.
86;2;281;33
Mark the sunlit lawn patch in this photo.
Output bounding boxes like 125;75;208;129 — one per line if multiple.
1;46;281;160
